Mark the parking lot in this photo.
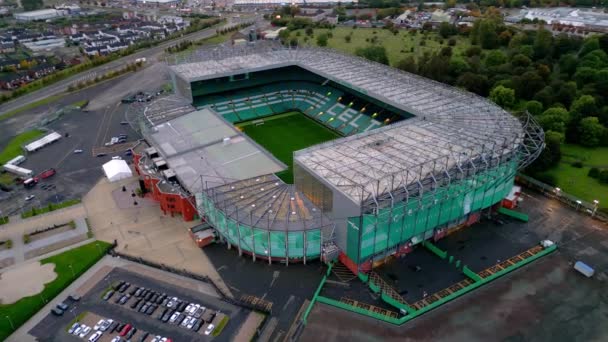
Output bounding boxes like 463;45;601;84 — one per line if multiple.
29;268;248;342
0;101;140;216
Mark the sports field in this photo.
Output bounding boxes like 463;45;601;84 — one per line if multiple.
238;112;340;183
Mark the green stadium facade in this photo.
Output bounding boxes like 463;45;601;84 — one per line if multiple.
162;43;544;271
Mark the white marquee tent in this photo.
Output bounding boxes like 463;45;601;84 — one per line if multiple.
102;160;133;182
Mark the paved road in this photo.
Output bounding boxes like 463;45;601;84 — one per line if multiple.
0;17;257;116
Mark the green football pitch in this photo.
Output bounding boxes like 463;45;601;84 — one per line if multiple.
237;111;341;183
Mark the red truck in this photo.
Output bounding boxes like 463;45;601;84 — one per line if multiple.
38;168;56;179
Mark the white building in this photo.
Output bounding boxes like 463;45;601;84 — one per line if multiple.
136;0;180;4
23;38;66;52
14;9;67;22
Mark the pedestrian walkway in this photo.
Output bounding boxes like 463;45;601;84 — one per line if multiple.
0;204;87;269
83;176;232;297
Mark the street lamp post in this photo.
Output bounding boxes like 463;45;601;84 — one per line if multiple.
592;200;599;217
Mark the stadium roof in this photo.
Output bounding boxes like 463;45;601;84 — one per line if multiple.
205;174;331;231
147;108;285;192
169;43;543;205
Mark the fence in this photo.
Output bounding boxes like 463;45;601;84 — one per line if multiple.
516;173;607;223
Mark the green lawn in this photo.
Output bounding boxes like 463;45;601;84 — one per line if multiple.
0;241;112;340
0;129;45;165
238;112;340;183
535;144;608;210
290;27;472;66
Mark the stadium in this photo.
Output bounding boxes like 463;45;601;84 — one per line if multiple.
135;42;544;272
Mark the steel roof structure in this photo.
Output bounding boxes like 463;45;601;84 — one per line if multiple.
169;42;544;206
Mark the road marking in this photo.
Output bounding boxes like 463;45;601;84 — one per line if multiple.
94;106;111;147
102;102;121;144
282;295;295;312
54;139;82;168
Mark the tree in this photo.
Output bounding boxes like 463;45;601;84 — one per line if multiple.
528;130;562;173
571;95;597;118
533;28;553;60
395;56;417;73
305;27;314;36
22;0;43;10
559;53;578;76
485;50;507;67
578;117;605;147
526;100;543;116
580;37;600;57
355;46;389;65
511;54;531;68
537;107;570;134
476;19;499;49
344;35;352;43
456;72;489;96
316;33;328;47
439;22;456;38
489;85;515;108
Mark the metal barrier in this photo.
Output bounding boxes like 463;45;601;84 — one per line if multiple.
517;174;607;222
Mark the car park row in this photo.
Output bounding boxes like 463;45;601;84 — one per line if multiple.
103;280;222;337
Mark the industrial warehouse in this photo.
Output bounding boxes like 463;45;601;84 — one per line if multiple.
127;42;553;325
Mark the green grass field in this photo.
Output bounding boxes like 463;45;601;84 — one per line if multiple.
238;112;340;183
0;129;45;165
0;241;112;340
290;27;472;66
21;199;82;219
536;144;608;209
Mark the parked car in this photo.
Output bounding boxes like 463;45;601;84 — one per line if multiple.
135;287;144;297
187;317;196;329
93;319;105;331
131;297;142;309
68;323;80;334
129;286;139;296
79;325;92;338
119;294;131;305
140;302;149;313
119;324;132;336
156;293;166;305
73;325;83;335
108;321;119;333
204;324;215;335
161;309;173;323
125;327;137;339
88;331;102;342
180;316;191;328
57;302;69;311
113;281;125;290
146;304;157;315
96;153;107;157
99;319;113;332
73;149;83;154
25;195;36;201
111;336;121;342
169;312;180;324
68;294;81;301
103;290;114;301
192;319;203;332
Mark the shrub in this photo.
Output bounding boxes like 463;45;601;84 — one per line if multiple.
23;234;31;244
600;169;608;184
420;40;426;46
344;35;351;43
448;38;456;46
571;161;583;168
534;173;557;186
6;239;12;249
588;167;600;178
69;220;76;229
